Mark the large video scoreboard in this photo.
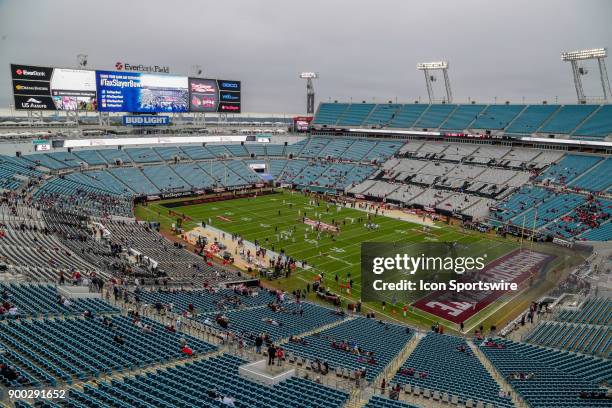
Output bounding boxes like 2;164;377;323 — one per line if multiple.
11;64;241;113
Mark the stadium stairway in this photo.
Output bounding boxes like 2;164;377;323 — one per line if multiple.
341;333;423;408
469;341;529;408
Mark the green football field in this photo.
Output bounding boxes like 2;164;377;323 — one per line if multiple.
136;190;520;331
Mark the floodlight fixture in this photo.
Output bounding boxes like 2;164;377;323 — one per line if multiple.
300;72;318;79
417;61;448;70
561;48;606;61
561;47;611;102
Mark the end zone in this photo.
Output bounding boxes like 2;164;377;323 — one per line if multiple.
412;249;555;324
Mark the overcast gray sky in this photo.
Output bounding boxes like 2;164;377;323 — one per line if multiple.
0;0;610;114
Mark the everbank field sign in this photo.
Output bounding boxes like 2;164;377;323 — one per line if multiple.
114;61;170;74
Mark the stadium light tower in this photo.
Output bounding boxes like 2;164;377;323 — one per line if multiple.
561;48;611;103
300;72;318;114
417;61;453;103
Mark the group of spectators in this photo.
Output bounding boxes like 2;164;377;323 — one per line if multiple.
0;289;19;318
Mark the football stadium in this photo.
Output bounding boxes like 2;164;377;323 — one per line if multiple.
0;1;610;407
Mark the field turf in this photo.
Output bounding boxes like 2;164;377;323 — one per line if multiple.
136;190;519;330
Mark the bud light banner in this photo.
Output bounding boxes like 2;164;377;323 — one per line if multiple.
122;115;171;126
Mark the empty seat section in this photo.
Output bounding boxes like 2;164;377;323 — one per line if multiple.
336;103;376;126
282;318;413;382
200;302;345;342
179;145;215;160
413;104;456;129
224;144;249;156
469;105;525;130
206;145;232;158
124;148;162;164
96;149;133;165
313;103;349;125
393;333;510;408
539;105;599;134
245;143;266;157
479;338;610;407
388;104;428;128
107;168;160;195
170;163;215;189
67;354;348;408
363;104;402;127
573;105;612;140
72;150;108;166
265;144;286;156
505;105;560;134
568;159;612;192
45;152;83;168
440;104;486;130
141;165;190;191
266;160;286;179
363;141;402;162
536;154;601;184
22;153;69;170
153;146;188;161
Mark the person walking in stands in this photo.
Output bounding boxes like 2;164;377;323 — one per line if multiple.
255;334;263;354
381;378;386;394
59;271;65;285
267;344;276;366
276;347;284;366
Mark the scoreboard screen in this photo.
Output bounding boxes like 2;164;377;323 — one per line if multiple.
96;71;189;113
11;63;241;113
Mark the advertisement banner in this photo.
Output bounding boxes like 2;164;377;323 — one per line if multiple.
122;115;171;126
12;80;51;96
13;95;56;110
293;116;314;132
189;78;219;112
96;70;188;113
11;64;97;111
218;80;241;91
218;102;241;113
217;79;241;113
11;64;53;81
